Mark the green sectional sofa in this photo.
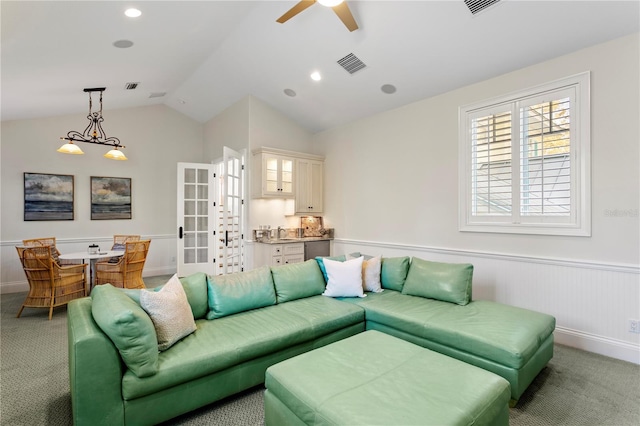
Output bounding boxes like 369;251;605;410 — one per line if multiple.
67;256;555;426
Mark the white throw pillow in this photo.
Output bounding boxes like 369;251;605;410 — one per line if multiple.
322;256;366;298
140;274;197;351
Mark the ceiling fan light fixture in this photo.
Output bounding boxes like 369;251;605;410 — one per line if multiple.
318;0;344;7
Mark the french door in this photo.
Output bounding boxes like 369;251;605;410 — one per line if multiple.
177;147;245;277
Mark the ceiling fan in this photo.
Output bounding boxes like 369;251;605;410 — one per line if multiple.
276;0;359;32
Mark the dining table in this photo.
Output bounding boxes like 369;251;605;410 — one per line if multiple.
59;250;125;294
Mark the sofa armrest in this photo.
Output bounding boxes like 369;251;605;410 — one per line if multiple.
68;298;125;426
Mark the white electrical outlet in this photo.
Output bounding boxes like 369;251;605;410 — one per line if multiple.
629;319;640;334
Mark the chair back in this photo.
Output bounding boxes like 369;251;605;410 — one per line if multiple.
112;235;141;250
22;237;61;261
16;246;56;289
123;239;150;276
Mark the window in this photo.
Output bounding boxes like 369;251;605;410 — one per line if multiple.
459;72;591;236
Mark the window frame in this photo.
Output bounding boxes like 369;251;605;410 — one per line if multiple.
458;72;591;236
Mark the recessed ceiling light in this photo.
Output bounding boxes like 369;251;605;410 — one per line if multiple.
310;71;322;81
284;89;297;97
125;8;142;18
113;39;134;49
381;84;397;94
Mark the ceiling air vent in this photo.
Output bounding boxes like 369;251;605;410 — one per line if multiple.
464;0;501;15
124;82;140;90
148;92;167;99
337;53;366;75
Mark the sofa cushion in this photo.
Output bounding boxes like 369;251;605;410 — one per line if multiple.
271;259;326;303
351;290;555;369
206;266;276;320
90;284;159;378
322;256;365;298
402;257;473;305
380;256;410;291
179;272;209;319
140;274;197;351
121;295;365;400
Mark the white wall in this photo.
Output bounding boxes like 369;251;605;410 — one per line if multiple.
1;104;204;292
202;96;315;269
314;33;640;363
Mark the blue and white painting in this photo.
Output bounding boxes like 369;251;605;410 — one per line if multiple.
24;173;74;221
91;176;132;220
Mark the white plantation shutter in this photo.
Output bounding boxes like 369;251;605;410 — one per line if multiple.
471;109;513;216
459;72;590;236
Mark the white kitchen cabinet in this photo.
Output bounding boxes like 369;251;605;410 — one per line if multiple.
254;243;304;267
252;151;295;198
295;158;323;214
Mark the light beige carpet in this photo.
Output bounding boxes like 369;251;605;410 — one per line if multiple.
2;277;639;425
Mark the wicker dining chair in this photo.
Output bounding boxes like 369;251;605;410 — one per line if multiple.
16;245;87;320
111;234;141;250
95;240;151;289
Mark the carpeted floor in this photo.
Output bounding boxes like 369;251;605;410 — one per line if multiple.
2;276;639;425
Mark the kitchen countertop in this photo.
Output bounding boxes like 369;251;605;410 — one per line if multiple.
254;236;333;245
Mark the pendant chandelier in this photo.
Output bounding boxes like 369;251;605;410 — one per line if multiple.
57;88;127;160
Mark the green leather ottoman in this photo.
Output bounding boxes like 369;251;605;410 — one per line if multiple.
264;330;511;426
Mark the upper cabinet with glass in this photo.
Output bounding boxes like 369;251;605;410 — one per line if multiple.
252;149;295;198
251;148;324;202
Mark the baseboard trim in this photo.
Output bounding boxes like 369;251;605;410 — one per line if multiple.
0;280;28;294
554;326;640;365
334;238;640;274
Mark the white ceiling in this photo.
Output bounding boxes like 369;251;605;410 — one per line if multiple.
2;1;639;133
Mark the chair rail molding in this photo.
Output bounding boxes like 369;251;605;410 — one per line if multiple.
334;238;640;365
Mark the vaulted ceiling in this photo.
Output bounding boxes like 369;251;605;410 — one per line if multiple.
2;1;639;133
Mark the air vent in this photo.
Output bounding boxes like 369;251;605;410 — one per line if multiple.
337;53;366;75
148;92;167;99
464;0;501;15
124;82;140;90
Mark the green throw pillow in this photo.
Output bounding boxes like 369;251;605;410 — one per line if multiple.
90;284;159;378
271;260;326;303
206;266;276;319
402;257;473;305
380;256;410;291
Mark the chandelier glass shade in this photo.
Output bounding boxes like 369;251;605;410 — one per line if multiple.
58;88;127;160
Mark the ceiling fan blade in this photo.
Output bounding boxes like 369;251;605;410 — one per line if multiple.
332;1;358;32
276;0;317;24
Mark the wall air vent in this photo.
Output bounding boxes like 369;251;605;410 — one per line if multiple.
124;82;140;90
337;53;366;75
148;92;167;99
464;0;501;15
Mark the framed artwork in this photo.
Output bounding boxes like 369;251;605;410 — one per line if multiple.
91;176;132;220
24;172;74;221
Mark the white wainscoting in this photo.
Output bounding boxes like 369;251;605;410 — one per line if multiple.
334;239;640;365
1;234;177;294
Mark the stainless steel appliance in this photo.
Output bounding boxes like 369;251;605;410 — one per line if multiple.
304;240;330;261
